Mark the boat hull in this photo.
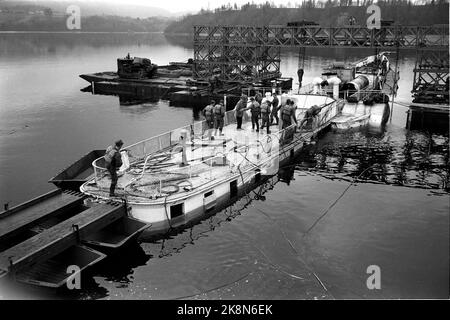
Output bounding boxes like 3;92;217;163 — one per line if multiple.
128;131;309;237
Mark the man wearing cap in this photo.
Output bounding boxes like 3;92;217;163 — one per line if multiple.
104;139;124;197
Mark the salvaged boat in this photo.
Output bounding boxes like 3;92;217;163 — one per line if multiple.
317;52;395;130
80;93;344;237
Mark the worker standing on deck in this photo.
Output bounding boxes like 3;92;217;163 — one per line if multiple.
270;94;280;126
214;99;226;136
203;100;215;140
281;99;295;129
249;97;261;132
203;100;215;128
300;104;321;130
234;95;248;130
289;100;298;127
104;139;124;197
255;91;263;105
260;99;271;134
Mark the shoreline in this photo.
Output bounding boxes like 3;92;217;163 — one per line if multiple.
0;31;165;34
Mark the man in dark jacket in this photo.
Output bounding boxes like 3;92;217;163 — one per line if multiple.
260;99;271;134
234;95;249;130
249;97;261;132
105;139;124;197
270;95;280;125
254;91;263;105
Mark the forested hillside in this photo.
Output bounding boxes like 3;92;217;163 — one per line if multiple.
165;1;449;34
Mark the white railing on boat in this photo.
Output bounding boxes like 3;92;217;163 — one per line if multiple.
90;97;342;197
345;89;389;103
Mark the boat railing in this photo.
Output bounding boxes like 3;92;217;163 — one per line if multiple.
91;107;254;189
241;86;286;97
345;89;388;102
298;83;316;94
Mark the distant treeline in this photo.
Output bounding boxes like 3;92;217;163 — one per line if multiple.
164;1;449;34
0;14;173;32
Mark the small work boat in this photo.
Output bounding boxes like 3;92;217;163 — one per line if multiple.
80;55;194;84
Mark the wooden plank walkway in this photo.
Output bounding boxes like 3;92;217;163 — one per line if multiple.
0;202;126;275
0;190;85;243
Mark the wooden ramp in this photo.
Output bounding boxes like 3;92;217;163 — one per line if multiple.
0;202;126;276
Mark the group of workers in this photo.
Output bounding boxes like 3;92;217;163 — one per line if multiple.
202;99;227;136
204;92;300;136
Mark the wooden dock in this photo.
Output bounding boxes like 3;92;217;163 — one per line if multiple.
0;189;85;246
0;187;149;288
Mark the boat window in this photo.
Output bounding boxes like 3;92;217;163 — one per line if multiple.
170;203;184;219
230;180;238;199
204;190;214;198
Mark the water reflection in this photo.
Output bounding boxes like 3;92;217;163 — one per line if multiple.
301;128;449;192
0;32;170;57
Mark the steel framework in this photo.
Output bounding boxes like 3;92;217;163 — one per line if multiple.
193;24;449;85
412;48;449;103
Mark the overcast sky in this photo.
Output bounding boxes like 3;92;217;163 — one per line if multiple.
19;0;306;13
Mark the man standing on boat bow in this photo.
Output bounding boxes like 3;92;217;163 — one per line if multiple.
105;139;124;197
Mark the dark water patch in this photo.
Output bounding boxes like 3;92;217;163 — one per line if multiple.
299;127;450;192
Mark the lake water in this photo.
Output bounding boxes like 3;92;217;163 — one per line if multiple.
0;32;448;299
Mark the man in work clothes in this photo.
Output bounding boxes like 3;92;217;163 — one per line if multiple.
270;94;280;126
203;100;215;139
214;100;226;136
299;104;321;130
249;97;261;132
105;139;124;197
281;99;296;129
254;91;263;105
203;100;215;129
234;95;248;130
260;99;271;134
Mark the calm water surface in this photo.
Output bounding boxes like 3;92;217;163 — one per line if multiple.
0;33;448;299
